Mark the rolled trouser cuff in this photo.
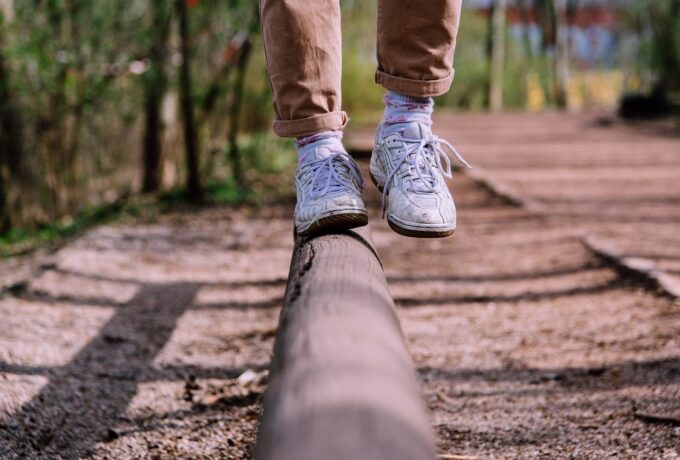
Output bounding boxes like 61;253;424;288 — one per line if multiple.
273;111;349;138
375;69;454;97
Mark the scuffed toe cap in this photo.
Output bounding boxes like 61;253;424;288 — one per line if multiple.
388;189;456;228
326;193;366;211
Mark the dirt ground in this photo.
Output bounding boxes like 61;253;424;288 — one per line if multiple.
1;113;679;459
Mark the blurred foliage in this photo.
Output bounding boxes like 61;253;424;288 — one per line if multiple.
340;0;384;122
638;0;680;91
437;9;492;110
0;0;289;243
0;129;296;256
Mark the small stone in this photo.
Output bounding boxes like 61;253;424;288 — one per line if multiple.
103;428;119;442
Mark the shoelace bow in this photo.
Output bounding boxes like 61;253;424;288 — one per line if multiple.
302;151;366;199
381;134;471;217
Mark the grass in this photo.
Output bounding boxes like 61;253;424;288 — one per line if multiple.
0;180;255;258
0;132;298;258
0;197;130;257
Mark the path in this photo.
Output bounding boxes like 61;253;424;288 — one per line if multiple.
1;113;679;459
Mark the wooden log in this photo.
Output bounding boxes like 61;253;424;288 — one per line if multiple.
255;227;436;460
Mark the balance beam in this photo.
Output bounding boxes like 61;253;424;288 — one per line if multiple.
255;227;436;460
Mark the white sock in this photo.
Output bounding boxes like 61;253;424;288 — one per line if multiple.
380;91;434;136
295;131;345;164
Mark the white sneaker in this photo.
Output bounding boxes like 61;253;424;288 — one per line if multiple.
295;148;368;236
369;122;470;238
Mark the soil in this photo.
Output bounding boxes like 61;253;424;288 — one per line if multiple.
1;113;679;459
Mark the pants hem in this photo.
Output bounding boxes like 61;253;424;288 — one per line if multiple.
273;111;349;138
375;69;454;97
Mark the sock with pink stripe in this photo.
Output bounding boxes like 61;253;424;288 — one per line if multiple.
379;91;434;137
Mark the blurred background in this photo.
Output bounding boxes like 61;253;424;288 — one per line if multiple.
0;0;678;252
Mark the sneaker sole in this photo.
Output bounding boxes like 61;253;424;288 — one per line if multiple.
387;219;455;238
297;211;368;237
369;168;455;239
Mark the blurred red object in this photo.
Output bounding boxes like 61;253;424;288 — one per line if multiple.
223;32;249;62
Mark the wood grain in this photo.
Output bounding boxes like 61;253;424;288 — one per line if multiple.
255;227;436;460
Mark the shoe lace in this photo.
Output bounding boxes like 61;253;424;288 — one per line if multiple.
381;134;471;217
300;151;366;200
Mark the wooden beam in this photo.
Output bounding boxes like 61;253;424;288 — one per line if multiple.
255;227;436;460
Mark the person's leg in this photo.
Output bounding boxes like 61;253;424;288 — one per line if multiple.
260;0;366;235
259;0;347;138
370;0;469;238
375;0;462;97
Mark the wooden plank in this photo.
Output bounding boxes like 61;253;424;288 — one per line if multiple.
255;227;436;460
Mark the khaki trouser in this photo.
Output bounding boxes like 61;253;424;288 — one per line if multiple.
260;0;462;138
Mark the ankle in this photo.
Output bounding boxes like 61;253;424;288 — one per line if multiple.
380;91;434;137
296;130;345;164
